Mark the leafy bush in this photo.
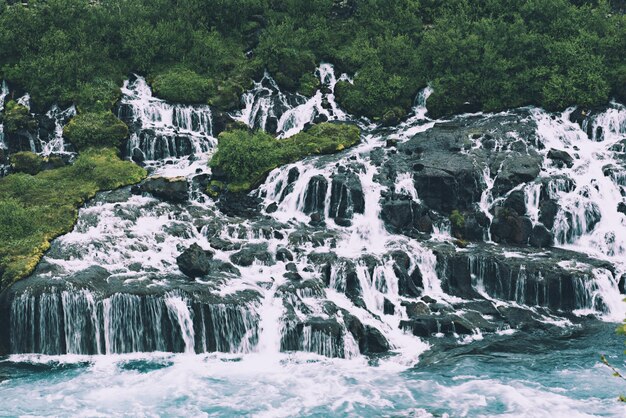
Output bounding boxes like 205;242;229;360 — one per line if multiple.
63;111;129;150
151;69;214;104
1;0;625;118
1;101;36;133
210;123;360;192
9;151;43;175
0;148;146;288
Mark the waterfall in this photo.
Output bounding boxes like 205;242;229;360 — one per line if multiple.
118;76;216;162
38;105;76;156
235;63;349;137
0;80;9;151
9;288;260;355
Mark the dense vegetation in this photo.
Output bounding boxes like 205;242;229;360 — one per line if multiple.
0;0;624;119
0;148;146;288
209;123;360;193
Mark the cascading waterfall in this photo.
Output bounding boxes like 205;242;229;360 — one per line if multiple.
532;106;626;260
37;104;76;156
0;80;9;150
9;288;260;355
118;76;216;162
236;64;349;137
3;69;625;369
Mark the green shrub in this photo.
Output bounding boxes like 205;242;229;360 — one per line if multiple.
0;148;146;289
151;68;214;104
1;101;36;133
210;123;360;192
73;78;121;112
63;111;129;150
9;151;43;175
450;210;465;229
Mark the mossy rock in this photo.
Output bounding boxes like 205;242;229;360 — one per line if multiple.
10;151;44;175
209;122;360;194
0;148;146;290
63;111;129;151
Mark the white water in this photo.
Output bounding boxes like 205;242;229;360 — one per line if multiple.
119;76;216;162
3;70;626;416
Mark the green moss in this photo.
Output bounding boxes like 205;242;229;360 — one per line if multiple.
450;210;465;229
0;148;146;289
151;68;214;104
1;100;37;133
210;123;360;194
63;111;129;151
10;151;43;175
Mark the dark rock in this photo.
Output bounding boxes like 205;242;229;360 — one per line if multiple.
139;176;188;203
504;190;526;216
230;244;275;267
329;172;365;220
529;224;553;248
361;326;390;354
266;202;278;213
493;154;542;196
208;237;242;252
547;148;574;168
618;202;626;215
303;175;328;214
276;247;294;262
539;199;559;230
402;301;430;318
490;209;532;245
383;299;395;315
176;243;214;278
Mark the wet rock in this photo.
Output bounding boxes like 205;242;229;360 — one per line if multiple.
216;192;262;218
208;237;242;252
383;298;395;315
401;314;474;337
302;175;328;214
490;208;532;245
266;202;278;213
329;172;365;220
547;149;574;168
381;198;432;235
131;148;145;164
402;301;430;318
176;243;214;278
529;224;554;248
361;326;390;354
230;244;275;267
504;190;527;216
139;176;188;203
618;202;626;216
539;199;559;230
493;154;542;196
276;247;294;262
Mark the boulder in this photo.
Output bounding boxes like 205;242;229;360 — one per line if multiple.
230;244;275;267
139;176;188;203
176;243;214;278
529;224;553;248
302;175;328;214
547;149;574;168
490;209;532;245
329;172;365;219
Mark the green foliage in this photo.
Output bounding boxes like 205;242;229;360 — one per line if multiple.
450;210;465;229
1;100;36;133
63;111;129;150
210;122;360;192
0;0;625;118
0;148;146;288
151;69;213;104
9;151;43;175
